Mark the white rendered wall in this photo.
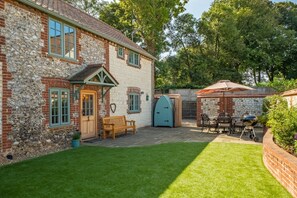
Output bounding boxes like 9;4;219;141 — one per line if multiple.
109;45;153;128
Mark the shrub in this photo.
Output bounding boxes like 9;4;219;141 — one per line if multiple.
258;95;287;126
257;76;297;93
267;96;297;153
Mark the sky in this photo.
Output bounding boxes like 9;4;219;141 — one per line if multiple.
185;0;297;19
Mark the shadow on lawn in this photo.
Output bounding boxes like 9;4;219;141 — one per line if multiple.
0;143;209;198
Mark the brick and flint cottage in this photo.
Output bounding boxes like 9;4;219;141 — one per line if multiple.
0;0;155;157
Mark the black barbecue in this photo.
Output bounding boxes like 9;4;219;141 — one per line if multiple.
240;115;259;142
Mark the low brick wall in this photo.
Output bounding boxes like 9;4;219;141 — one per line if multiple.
263;130;297;197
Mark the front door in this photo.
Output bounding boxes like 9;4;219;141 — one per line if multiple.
80;91;97;139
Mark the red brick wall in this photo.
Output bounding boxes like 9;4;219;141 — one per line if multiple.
104;40;110;117
0;0;12;152
263;130;297;197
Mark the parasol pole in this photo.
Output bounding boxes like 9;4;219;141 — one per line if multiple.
223;91;226;113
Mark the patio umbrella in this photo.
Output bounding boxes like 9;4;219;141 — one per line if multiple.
196;80;254;112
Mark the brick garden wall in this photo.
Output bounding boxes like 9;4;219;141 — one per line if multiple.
263;130;297;197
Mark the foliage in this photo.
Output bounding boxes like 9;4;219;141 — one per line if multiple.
257;76;297;93
258;95;285;125
0;143;290;197
155;83;204;94
72;131;81;140
118;0;189;56
266;95;297;153
99;1;141;43
198;0;297;84
257;114;268;126
159;0;297;88
64;0;108;18
65;0;297;87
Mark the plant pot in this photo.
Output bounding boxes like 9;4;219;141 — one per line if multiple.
72;139;80;148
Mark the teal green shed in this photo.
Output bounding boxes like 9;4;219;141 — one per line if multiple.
154;95;174;127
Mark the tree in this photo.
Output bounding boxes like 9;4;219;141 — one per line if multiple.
199;0;297;84
99;1;141;43
119;0;189;56
64;0;108;18
166;14;201;83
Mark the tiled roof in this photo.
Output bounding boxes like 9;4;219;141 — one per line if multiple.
17;0;155;59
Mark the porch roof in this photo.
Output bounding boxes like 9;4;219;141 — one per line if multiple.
69;64;119;87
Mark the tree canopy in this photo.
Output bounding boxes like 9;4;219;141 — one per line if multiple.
64;0;297;90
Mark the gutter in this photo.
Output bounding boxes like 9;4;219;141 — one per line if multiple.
16;0;156;60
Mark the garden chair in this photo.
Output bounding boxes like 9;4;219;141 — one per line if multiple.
217;113;232;133
201;113;218;133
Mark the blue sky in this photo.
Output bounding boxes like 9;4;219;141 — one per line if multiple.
185;0;297;19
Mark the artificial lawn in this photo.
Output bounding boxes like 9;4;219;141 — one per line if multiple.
0;143;291;198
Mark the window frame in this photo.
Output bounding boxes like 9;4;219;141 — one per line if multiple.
49;88;70;127
117;46;124;59
128;93;141;113
48;18;76;60
128;51;140;67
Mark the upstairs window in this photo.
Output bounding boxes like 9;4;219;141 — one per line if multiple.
117;46;124;59
128;51;140;67
49;19;76;59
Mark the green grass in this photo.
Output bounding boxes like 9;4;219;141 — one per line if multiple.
0;143;291;198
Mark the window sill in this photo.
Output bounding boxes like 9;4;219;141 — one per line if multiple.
47;53;79;64
49;123;71;129
117;55;125;60
127;111;141;114
127;62;141;69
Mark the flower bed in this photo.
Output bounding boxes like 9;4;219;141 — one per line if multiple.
263;129;297;197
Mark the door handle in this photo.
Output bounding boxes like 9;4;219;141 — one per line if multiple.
88;116;90;121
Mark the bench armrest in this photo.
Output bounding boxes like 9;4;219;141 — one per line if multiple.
103;123;115;129
126;120;135;126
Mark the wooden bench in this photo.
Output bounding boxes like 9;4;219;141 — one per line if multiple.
102;116;136;139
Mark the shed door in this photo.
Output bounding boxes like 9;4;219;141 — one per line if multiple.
154;96;174;127
80;91;97;139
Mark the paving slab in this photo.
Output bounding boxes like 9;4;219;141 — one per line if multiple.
83;120;263;147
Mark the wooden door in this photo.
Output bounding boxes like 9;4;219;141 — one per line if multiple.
80;91;97;139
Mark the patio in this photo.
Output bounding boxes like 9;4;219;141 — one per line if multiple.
83;119;263;147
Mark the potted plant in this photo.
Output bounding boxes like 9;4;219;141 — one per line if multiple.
72;131;81;148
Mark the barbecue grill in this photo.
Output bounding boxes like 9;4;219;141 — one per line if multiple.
239;115;259;142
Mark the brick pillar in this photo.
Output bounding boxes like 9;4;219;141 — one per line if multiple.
0;1;12;153
197;97;202;126
104;40;110;117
